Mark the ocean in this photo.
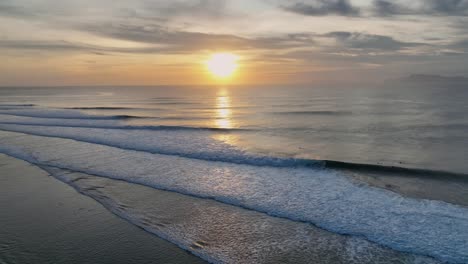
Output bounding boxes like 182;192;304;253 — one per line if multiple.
0;85;467;263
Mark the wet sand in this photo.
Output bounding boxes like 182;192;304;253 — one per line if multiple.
0;154;206;264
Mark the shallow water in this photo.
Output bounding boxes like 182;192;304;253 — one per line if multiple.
44;166;442;264
0;154;207;264
0;85;467;263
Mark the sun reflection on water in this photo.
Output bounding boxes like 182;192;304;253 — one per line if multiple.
212;88;242;146
215;89;233;129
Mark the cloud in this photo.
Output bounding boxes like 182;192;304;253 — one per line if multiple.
276;43;468;79
0;2;39;19
113;0;233;22
0;39;169;54
323;32;423;51
448;39;468;52
0;1;88;19
0;29;316;55
372;0;468;17
372;1;411;16
143;0;228;18
76;22;317;52
426;0;468;15
0;0;232;22
281;0;360;16
0;40;86;51
280;0;468;17
80;23;242;49
0;27;425;57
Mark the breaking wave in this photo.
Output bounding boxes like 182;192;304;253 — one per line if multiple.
0;130;467;263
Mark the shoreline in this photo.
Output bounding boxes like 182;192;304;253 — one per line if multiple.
0;129;463;263
0;153;206;264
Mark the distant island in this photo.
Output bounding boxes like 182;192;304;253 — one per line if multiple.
404;74;468;83
394;74;468;86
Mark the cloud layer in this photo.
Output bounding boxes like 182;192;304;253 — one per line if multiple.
283;0;468;17
0;0;467;85
281;0;360;16
373;0;468;17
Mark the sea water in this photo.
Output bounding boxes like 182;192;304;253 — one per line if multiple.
0;85;467;263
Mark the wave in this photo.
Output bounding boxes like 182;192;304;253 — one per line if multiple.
157;116;215;121
0;109;241;123
112;115;149;119
0;103;35;107
187;106;256;110
271;110;353;116
0;104;36;110
0;123;312;167
64;107;138;110
1;112;147;120
153;101;200;105
0;119;250;132
0;130;466;263
0;110;148;120
0;122;466;180
151;97;181;100
324;160;468;181
41;165;441;264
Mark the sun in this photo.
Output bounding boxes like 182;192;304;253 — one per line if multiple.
205;53;239;79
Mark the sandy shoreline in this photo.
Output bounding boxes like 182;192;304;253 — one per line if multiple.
0;154;206;264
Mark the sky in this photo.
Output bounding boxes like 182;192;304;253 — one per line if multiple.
1;0;468;86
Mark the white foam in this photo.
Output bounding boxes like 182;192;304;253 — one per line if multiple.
0;114;123;127
0;130;466;263
0;109;127;119
46;167;441;264
0;122;318;167
0;104;35;109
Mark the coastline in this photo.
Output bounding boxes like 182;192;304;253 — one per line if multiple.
0;129;462;263
0;153;206;264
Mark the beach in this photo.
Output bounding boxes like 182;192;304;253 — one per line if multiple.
0;154;206;264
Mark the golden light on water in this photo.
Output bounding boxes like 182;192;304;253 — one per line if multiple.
212;88;242;147
215;89;232;129
205;53;239;79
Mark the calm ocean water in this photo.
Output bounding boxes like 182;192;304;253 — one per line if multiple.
1;85;467;173
0;85;467;263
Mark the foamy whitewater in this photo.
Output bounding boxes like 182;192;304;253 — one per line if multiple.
0;86;467;264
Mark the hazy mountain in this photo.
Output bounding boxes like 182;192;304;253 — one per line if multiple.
385;74;468;88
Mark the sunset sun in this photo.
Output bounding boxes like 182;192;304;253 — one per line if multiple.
205;53;239;79
2;1;467;263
